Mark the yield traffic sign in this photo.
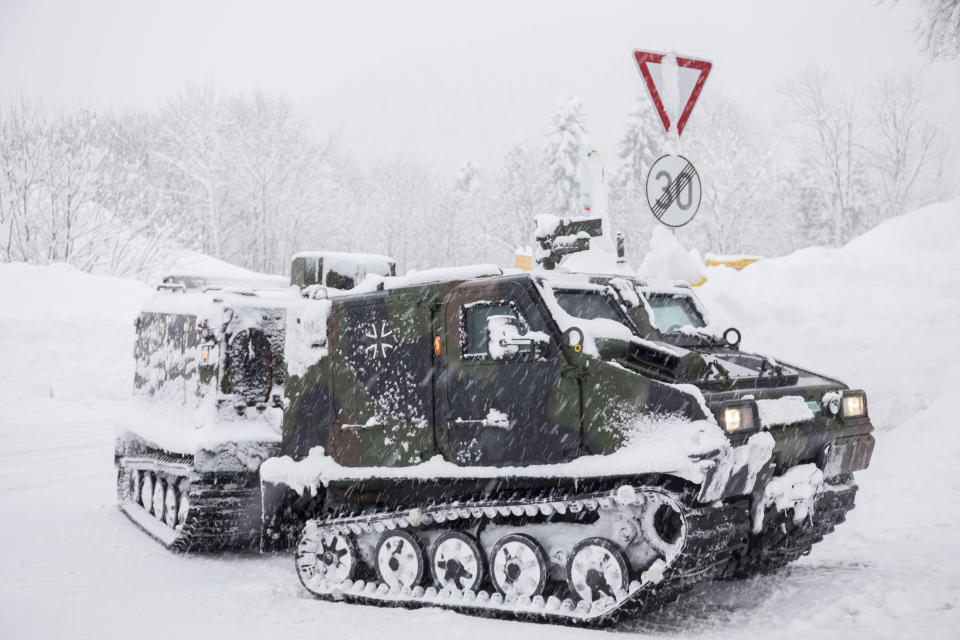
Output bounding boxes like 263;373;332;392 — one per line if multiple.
632;50;712;137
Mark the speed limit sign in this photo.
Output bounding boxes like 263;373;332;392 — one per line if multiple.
645;154;701;227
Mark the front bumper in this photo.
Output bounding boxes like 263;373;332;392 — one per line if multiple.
697;412;876;504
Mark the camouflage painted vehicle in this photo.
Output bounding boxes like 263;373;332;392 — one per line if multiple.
258;243;875;625
115;235;874;626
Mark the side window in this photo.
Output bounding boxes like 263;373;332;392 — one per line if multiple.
461;301;527;358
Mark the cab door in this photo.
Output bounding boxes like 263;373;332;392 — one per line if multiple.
327;292;436;467
435;279;580;466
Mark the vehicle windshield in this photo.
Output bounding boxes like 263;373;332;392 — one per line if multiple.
554;291;628;323
644;293;706;332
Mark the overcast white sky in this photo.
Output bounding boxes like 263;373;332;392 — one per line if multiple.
1;0;958;172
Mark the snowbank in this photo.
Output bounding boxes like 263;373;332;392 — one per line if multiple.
696;198;960;429
0;262;151;406
159;250;285;282
638;226;706;284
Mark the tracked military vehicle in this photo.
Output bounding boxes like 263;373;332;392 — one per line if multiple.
255;218;874;626
116;222;874;626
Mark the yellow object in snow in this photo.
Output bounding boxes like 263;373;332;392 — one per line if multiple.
705;257;761;271
690;276;707;287
514;253;533;271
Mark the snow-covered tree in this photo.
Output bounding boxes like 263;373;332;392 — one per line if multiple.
608;99;666;263
614;98;665;197
153;84;233;260
683;97;774;255
545;97;588;215
228;92;335;274
865;73;954;224
781;67;868;246
0;99;49;264
486;139;553;261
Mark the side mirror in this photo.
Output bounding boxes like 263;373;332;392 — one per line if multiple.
486;315;541;360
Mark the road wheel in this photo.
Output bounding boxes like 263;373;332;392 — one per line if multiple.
566;537;629;602
176;479;190;527
127;469;140;502
375;529;425;590
296;528;359;592
490;533;548;597
140;472;154;513
163;482;179;528
431;531;484;592
152;477;165;520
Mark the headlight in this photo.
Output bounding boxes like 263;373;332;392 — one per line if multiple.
842;390;867;418
724;407;743;431
715;401;758;435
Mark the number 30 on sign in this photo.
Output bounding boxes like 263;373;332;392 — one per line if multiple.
645;154;702;227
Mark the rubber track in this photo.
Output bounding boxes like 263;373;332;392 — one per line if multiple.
296;485;752;627
729;482;858;578
117;454;262;552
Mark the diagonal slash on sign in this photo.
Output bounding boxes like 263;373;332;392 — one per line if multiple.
651;160;696;220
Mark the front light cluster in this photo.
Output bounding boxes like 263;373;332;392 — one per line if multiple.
841;390;868;418
716;400;758;435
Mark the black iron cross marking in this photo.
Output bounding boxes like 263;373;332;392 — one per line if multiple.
363;321;396;360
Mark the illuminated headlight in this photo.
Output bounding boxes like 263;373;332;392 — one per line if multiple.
724;408;743;431
842;390;867;418
716;401;757;435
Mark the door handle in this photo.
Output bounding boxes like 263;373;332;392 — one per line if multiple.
452;417;511;430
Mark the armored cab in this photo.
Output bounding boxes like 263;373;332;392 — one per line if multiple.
261;260;874;625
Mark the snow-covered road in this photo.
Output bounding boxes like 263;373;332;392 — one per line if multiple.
2;202;959;639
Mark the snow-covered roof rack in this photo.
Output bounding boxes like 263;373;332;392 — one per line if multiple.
383;264;503;289
158;273;289;293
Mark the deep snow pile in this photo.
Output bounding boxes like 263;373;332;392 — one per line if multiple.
696;198;960;430
1;200;959;639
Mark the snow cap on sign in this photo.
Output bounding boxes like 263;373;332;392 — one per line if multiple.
632;50;712;137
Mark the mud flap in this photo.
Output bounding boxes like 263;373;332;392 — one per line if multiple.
261;480;325;551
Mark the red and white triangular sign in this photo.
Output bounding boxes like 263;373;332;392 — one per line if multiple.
633;50;712;137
